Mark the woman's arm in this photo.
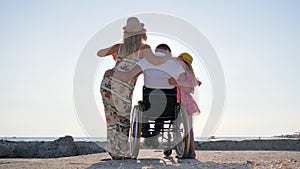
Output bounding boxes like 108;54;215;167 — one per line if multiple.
140;44;171;65
97;44;120;60
104;65;143;82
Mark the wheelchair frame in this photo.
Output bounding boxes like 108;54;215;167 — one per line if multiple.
129;86;191;159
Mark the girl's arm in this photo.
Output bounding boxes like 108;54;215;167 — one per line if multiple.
97;44;120;61
168;77;178;85
169;73;195;93
140;44;171;65
169;73;191;88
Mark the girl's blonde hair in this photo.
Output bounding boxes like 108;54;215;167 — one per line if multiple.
123;33;147;56
179;53;197;86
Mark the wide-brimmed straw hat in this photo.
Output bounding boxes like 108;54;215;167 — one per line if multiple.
180;52;193;64
123;17;146;34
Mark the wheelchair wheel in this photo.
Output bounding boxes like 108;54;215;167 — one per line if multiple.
174;106;190;158
129;104;142;159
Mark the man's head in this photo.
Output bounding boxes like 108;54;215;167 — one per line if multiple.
155;44;171;56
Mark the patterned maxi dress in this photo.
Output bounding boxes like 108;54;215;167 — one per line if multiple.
100;45;141;157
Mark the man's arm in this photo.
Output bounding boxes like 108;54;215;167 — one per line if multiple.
104;65;143;82
140;44;171;65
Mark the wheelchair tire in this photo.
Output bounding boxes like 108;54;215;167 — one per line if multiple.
129;104;142;159
174;106;191;158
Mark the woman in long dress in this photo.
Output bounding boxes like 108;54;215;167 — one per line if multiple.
97;17;169;159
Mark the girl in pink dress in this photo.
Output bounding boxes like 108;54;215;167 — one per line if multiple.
171;52;201;158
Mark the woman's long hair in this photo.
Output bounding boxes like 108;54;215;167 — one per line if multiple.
123;33;147;56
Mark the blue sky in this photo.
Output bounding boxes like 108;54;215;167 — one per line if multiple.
0;0;299;137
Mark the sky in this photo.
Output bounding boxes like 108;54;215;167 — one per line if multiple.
0;0;299;138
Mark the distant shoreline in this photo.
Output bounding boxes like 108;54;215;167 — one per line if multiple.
273;132;300;139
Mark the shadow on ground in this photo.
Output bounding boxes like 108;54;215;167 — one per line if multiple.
86;156;251;169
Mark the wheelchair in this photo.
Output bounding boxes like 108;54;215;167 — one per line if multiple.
129;86;191;159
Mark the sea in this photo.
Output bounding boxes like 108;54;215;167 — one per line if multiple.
0;136;288;142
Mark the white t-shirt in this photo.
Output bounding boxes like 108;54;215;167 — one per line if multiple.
136;54;185;89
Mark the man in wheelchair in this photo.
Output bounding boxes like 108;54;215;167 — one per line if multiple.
135;44;184;144
104;44;189;156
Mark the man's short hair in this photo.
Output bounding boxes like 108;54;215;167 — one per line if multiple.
155;43;171;52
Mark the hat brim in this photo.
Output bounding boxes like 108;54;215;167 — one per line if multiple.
180;56;193;64
123;23;145;33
